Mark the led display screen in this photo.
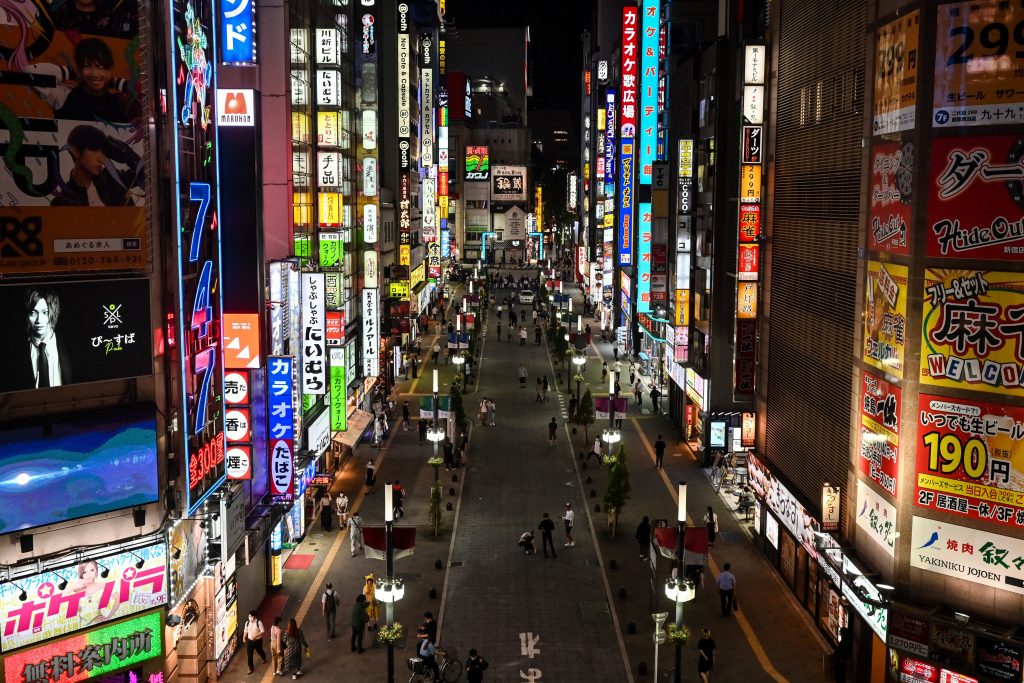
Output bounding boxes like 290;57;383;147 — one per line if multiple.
0;404;159;533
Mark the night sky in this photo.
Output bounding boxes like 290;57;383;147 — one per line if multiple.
447;0;595;115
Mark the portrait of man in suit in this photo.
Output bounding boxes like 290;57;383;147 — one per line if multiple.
7;288;73;390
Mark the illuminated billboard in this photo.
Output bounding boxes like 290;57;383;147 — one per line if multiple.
0;0;148;275
617;7;638;267
465;146;490;181
2;611;163;683
491;165;528;203
0;543;167;651
637;0;660;183
0;404;159;534
0;279;153;393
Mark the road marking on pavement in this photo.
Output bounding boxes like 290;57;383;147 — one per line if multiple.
631;417;791;683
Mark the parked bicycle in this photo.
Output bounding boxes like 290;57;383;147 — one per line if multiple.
407;647;462;682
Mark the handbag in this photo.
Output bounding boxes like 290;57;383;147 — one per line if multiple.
305;646;312;657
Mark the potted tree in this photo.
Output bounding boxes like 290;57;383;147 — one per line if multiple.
602;444;631;537
576;388;596;442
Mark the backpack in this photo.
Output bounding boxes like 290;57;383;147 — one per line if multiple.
324;590;339;613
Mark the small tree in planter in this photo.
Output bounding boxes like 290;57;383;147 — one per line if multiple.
450;386;467;434
602;444;631;537
576;388;596;441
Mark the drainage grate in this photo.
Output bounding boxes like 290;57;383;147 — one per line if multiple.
579;601;610;624
450;561;463;567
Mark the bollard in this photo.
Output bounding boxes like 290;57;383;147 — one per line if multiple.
618;587;627;600
609;559;617;570
627;622;636;634
434;559;443;570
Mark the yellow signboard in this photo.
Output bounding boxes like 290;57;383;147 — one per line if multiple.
389;282;410;300
873;10;919;134
737;282;758;319
410;263;426;289
863;260;907;378
675;289;690;326
318;192;342;228
739;165;761;203
399;244;411;266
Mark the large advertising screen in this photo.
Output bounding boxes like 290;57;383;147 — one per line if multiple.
858;371;901;497
168;518;209;607
915;393;1024;531
920;269;1024;397
0;279;152;393
0;543;166;652
0;0;148;275
2;610;162;683
863;260;907;378
0;403;158;533
927;135;1024;259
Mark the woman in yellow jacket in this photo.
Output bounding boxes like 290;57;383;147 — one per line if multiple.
362;574;380;631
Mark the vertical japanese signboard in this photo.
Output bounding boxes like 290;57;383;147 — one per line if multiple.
855;479;896;557
734;44;766;400
858;371;901;497
268;356;295;499
863;260;908;379
914;393;1024;530
172;0;226;514
920;269;1024;397
932;1;1024;128
637;0;659;184
868;141;913;255
330;347;346;431
617;7;638;267
927;135;1024;259
362;288;379;377
301;274;327;394
225;369;253;480
872;11;918;135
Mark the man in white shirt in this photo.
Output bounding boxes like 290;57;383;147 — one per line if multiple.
717;563;737;616
335;492;349;529
562;503;575;547
243;610;267;673
322;582;340;638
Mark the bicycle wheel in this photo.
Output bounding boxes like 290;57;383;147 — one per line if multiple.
442;658;462;682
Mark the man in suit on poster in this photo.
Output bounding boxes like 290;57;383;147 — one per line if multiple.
6;288;73;391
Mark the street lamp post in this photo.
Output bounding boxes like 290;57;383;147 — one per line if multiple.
452;353;465;390
428;370;444;484
572;353;586;405
662;481;696;683
378;483;406;683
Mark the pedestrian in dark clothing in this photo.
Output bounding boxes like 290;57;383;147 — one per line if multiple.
613;346;619;361
321;583;340;638
704;506;719;547
650;386;662;412
412;356;420;377
443;438;456;470
548;417;558;446
465;649;489;683
282;619;308;679
568;396;578;421
401;401;411;430
534;326;542;344
542;375;549;401
420;612;438;644
635;516;651;559
350;594;368;653
698;628;717;682
538;513;557;558
835;626;852;683
654;435;666;469
418;418;428;445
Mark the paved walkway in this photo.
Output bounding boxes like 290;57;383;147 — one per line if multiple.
217;278;831;683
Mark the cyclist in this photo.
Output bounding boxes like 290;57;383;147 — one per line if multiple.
416;629;440;682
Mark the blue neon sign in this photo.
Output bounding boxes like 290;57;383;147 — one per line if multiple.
636;202;652;313
617;138;634;267
638;0;660;184
220;0;256;64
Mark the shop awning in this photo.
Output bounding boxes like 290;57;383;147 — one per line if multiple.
333;409;374;448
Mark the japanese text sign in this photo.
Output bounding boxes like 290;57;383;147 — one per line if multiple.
618;7;639;267
864;260;907;378
873;11;918;134
933;1;1024;128
362;289;379;377
267;356;295;498
330;348;346;431
868;142;912;255
301;274;327;394
927;135;1024;260
910;516;1024;597
856;479;896;557
220;0;256;64
638;0;660;183
921;269;1024;397
3;611;162;683
223;314;261;369
859;371;901;497
0;546;166;652
915;393;1024;530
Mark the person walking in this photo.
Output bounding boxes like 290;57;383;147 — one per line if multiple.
465;649;490;683
535;377;543;403
411;355;420;378
634;379;643;407
601;361;608;382
496;320;502;341
243;610;268;674
650;385;662;413
401;400;411;430
697;628;717;682
420;611;438;644
418;417;429;445
613;346;619;361
478;397;488;424
349;594;368;653
635;516;652;560
364;459;376;494
270;616;285;675
443;437;456;471
519;326;528;346
506;325;512;342
586;436;603;469
348;510;364;557
548;417;558;446
542;375;549;401
629;362;637;386
704;506;719;547
321;582;340;639
487;398;496;426
319;491;333;531
538;513;557;558
282;618;309;679
362;574;379;630
518;363;528;388
392;480;405;518
717;563;737;616
654;435;666;469
613;359;622;380
534;325;542;344
335;491;349;529
562;503;576;547
431;341;441;363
